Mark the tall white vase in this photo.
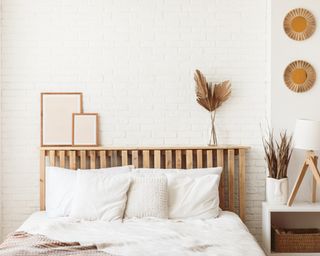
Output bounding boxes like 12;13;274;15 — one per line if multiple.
266;177;288;205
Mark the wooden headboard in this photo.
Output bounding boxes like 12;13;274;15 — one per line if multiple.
40;145;249;221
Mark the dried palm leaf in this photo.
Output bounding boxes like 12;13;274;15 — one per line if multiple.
194;69;232;145
194;70;231;113
196;98;211;112
194;69;208;99
214;80;231;104
208;82;216;111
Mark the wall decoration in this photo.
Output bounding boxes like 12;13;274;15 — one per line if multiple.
194;69;231;146
284;60;316;93
41;92;83;146
72;113;98;146
283;8;316;41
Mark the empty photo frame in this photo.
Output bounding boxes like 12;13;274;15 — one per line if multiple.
72;113;98;146
41;92;83;146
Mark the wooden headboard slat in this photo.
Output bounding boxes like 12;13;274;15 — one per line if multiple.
80;151;86;169
142;150;150;168
70;151;76;170
132;151;139;168
175;150;182;168
196;150;203;168
59;151;66;168
99;151;107;168
121;151;127;166
228;149;235;212
206;150;213;167
49;150;55;166
165;150;172;169
154;150;161;168
186;150;193;169
40;146;249;221
217;149;225;209
239;149;246;221
90;151;96;169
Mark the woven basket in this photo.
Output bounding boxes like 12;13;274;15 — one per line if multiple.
272;227;320;253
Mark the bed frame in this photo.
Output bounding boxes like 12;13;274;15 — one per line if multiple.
40;145;249;221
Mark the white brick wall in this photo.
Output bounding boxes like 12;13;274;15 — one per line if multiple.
1;0;269;243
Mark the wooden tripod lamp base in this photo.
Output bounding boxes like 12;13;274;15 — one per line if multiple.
288;119;320;206
287;151;320;206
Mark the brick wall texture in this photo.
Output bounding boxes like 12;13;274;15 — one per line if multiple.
1;0;269;243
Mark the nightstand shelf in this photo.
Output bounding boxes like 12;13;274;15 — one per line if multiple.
262;202;320;256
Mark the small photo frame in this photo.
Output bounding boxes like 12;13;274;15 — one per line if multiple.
72;113;99;146
41;92;83;146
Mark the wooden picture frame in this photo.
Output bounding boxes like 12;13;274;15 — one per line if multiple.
41;92;83;146
72;113;99;146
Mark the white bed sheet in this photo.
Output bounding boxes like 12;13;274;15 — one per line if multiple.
18;211;265;256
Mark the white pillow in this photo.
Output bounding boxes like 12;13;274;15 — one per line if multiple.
70;172;131;221
46;166;132;218
166;174;220;219
125;174;168;219
133;168;222;219
46;167;76;217
133;167;223;177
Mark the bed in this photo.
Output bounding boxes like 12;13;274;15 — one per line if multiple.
0;146;265;256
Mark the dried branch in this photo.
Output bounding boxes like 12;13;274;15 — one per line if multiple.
262;128;293;179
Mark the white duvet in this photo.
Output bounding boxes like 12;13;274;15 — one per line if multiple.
18;211;265;256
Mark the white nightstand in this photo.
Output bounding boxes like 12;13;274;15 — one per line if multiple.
262;202;320;256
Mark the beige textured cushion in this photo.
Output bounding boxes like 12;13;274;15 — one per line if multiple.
125;174;168;219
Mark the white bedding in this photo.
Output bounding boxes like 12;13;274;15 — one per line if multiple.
18;211;265;256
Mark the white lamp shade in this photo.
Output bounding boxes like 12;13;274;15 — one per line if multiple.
294;119;320;151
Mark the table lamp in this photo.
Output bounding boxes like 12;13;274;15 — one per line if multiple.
287;119;320;206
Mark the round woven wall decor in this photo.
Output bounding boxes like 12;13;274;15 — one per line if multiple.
284;60;316;93
283;8;316;41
